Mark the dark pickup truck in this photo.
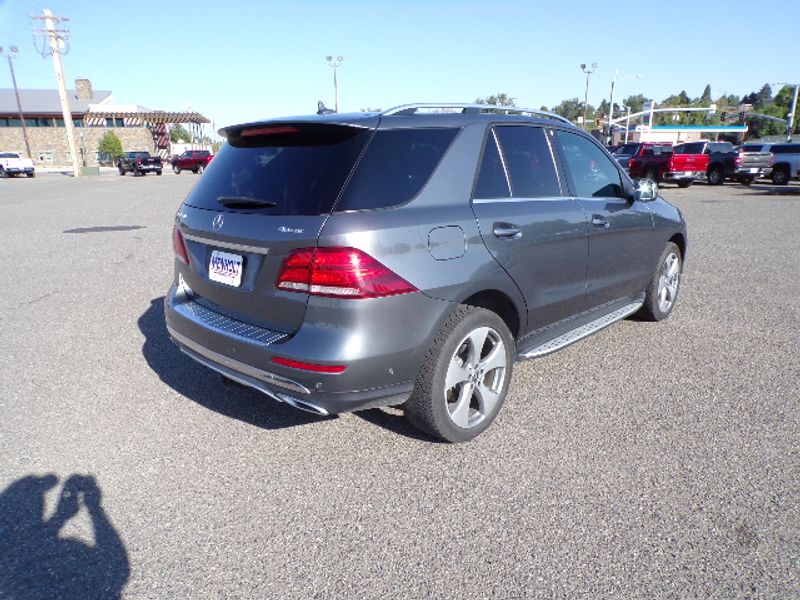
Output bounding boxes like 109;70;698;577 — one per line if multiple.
118;151;163;176
171;150;213;174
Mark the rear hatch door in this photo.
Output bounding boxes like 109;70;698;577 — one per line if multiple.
176;120;375;334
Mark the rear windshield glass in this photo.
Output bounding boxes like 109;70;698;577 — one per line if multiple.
336;128;458;211
614;144;640;156
771;144;800;154
183;125;371;216
674;143;705;155
0;152;19;158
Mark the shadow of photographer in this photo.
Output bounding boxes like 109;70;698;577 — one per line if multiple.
0;474;129;599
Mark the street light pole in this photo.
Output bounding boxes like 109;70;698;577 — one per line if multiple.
786;84;799;142
325;55;344;112
0;46;32;159
580;62;597;130
607;70;642;144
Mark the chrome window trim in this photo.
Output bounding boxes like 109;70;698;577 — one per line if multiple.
183;233;270;255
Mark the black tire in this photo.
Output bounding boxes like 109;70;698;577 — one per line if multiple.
404;306;514;443
173;165;181;175
26;172;35;178
0;167;7;179
645;168;658;182
677;180;692;188
772;167;789;185
637;242;682;322
707;166;724;185
197;163;205;174
737;176;755;186
118;165;125;176
156;170;162;176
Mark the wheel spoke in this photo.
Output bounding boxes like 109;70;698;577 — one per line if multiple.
666;255;680;278
479;342;506;377
449;383;473;428
465;327;490;368
445;360;470;392
474;383;501;418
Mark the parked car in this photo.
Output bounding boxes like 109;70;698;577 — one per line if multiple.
768;142;800;184
171;150;213;174
634;141;738;188
117;151;162;176
0;152;35;178
165;103;687;442
736;143;773;184
617;142;672;177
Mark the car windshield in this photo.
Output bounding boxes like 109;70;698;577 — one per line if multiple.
0;152;20;158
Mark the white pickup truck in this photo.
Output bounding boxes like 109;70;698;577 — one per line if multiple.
0;152;35;178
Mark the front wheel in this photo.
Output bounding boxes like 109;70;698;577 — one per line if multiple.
404;306;514;443
118;165;125;176
156;170;162;176
637;242;682;322
197;163;205;174
0;167;8;179
173;165;181;174
26;172;35;178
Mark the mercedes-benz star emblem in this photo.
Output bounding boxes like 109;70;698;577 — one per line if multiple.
212;213;224;231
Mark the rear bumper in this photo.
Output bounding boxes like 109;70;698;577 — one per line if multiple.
163;282;452;414
663;171;702;181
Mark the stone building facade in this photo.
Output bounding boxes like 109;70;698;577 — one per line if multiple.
0;125;153;167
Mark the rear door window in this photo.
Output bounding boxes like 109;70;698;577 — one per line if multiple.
674;143;706;155
494;126;561;197
474;130;511;199
184;124;371;216
337;128;458;210
555;131;624;198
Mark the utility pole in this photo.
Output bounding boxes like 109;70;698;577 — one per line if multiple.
580;63;597;130
0;46;32;158
325;55;343;112
32;9;81;176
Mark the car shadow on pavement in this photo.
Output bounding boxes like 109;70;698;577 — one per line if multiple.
138;297;325;431
0;473;129;599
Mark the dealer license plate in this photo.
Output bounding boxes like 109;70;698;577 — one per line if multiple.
209;250;243;287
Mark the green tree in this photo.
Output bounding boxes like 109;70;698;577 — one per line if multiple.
699;84;712;105
475;93;516;106
552;98;588;123
98;131;123;163
170;124;192;143
622;94;648;115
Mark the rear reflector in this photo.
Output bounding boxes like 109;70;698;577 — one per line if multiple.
271;357;347;374
275;247;417;299
172;225;190;264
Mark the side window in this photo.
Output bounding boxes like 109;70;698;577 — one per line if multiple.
338;128;458;210
494;126;561;198
555;131;624;199
474;130;511;199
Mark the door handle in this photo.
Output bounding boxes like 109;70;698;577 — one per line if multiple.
591;215;609;228
493;223;522;239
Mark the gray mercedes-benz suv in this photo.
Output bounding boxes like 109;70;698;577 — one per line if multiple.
165;103;687;442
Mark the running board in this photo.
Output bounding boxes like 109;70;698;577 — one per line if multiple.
519;300;643;359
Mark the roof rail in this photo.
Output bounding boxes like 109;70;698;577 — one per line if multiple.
382;103;573;125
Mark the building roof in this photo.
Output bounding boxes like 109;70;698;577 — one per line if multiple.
86;109;210;124
0;88;113;115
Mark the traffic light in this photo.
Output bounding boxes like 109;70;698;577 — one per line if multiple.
594;117;601;128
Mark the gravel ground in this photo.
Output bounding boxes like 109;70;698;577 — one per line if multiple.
0;173;798;599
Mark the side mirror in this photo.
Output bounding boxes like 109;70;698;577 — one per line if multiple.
633;178;658;202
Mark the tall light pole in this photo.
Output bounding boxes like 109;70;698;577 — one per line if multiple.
325;55;344;113
0;46;32;159
607;70;642;143
772;82;799;142
580;63;598;130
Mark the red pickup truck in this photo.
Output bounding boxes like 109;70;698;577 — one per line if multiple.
171;150;213;174
629;141;739;188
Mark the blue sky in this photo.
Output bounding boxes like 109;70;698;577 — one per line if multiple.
1;0;798;132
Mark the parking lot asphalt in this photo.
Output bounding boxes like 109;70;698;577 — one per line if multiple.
0;172;798;599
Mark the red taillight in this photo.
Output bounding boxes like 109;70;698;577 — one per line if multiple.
172;225;190;264
136;159;142;165
242;126;300;137
271;356;347;373
275;247;417;299
735;155;742;166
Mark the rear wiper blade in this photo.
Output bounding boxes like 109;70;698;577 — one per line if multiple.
217;196;277;208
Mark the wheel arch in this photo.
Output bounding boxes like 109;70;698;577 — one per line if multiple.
459;289;522;339
669;232;686;261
